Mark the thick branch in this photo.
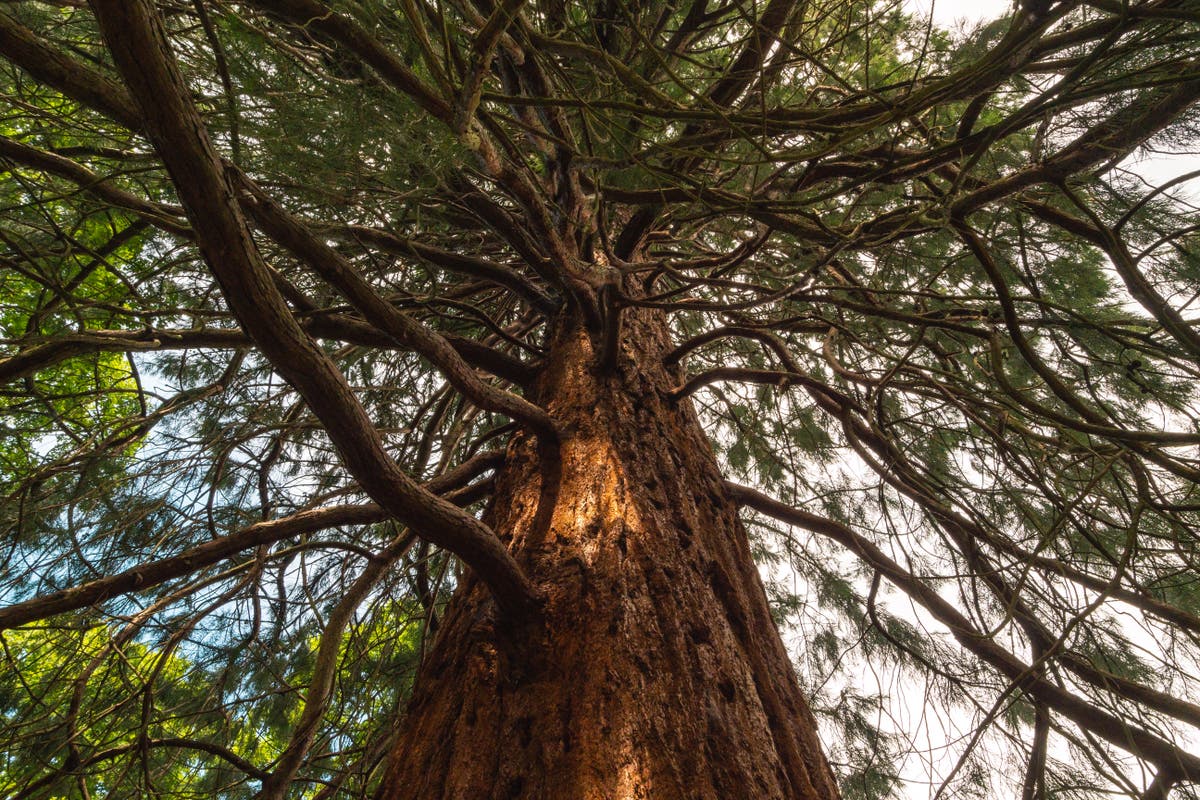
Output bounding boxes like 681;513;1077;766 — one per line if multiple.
0;24;540;389
87;0;540;618
952;66;1200;216
0;9;141;129
235;176;559;440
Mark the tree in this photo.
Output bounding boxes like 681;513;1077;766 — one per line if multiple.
2;0;1200;796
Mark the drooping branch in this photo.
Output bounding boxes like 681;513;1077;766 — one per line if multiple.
0;450;503;630
724;481;1200;783
951;62;1200;216
0;317;536;388
244;0;453;123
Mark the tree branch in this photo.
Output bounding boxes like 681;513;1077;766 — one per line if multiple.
725;481;1200;782
0;451;503;630
88;0;541;618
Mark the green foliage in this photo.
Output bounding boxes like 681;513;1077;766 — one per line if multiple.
3;0;1200;797
0;597;426;799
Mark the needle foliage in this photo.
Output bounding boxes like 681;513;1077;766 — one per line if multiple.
3;0;1200;797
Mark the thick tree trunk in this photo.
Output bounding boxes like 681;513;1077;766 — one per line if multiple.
378;309;841;800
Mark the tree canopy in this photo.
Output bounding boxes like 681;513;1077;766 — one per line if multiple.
3;0;1200;797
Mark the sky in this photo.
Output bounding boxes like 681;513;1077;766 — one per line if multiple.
907;0;1014;27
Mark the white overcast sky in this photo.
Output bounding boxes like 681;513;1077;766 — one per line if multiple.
908;0;1013;27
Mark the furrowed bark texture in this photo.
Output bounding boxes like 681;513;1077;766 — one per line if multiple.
379;309;840;800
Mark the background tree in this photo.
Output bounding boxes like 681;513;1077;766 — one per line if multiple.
2;0;1200;797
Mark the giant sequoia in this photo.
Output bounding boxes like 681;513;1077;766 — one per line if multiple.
3;0;1200;797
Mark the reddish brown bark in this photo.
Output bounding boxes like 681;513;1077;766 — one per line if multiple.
379;310;841;800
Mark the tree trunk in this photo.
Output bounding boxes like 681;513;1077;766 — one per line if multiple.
377;308;841;800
